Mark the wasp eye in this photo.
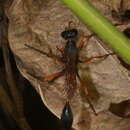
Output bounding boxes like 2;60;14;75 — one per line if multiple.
61;29;78;40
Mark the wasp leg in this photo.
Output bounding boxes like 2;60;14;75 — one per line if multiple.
76;72;97;115
39;70;65;82
25;44;62;62
77;33;95;49
79;53;115;63
27;68;65;83
56;46;64;56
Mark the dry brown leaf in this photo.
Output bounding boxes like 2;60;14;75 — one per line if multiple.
6;0;130;130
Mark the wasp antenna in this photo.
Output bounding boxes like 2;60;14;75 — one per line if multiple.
68;21;75;29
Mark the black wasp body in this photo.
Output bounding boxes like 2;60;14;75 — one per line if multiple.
61;29;79;98
112;9;130;22
111;0;130;23
61;29;78;72
60;102;73;130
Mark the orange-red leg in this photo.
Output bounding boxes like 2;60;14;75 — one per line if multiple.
80;53;115;63
39;71;64;82
56;46;64;56
25;44;62;62
76;72;97;115
77;34;95;49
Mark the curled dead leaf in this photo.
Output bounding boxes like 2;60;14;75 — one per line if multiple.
7;0;130;130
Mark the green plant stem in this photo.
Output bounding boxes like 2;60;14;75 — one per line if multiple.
61;0;130;64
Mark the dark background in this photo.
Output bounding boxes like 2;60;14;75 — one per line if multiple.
0;48;61;130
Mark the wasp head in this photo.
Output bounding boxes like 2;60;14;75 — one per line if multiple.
61;29;78;40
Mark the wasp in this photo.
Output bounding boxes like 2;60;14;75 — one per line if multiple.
102;0;130;70
25;22;114;115
110;0;130;23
